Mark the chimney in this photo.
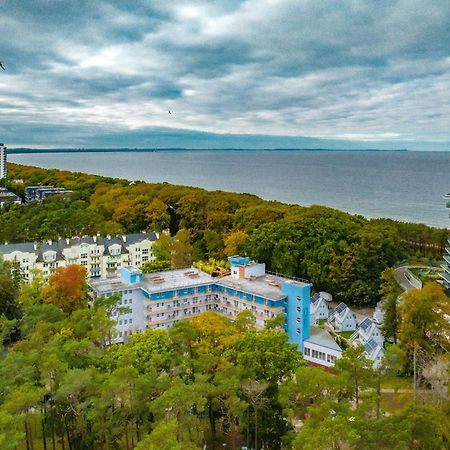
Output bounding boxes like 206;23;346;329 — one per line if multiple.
48;240;52;245
66;238;70;245
107;235;111;240
93;235;97;243
34;243;37;251
122;235;127;243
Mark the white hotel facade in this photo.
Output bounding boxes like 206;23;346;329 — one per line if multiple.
0;143;6;179
0;233;158;280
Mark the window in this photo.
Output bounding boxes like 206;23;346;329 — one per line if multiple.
296;295;301;301
142;249;149;255
304;347;310;356
129;319;132;324
296;306;301;312
124;319;128;324
296;317;301;323
296;328;301;334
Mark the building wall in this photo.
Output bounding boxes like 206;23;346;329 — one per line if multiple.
0;235;157;281
282;281;311;351
303;341;341;367
0;145;6;179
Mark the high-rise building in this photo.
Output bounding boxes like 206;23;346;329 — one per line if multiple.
0;143;6;179
440;193;450;288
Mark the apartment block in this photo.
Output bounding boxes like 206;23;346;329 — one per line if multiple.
441;193;450;288
24;185;73;203
0;232;158;280
89;256;343;367
0;143;6;179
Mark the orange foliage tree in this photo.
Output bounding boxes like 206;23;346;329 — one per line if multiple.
42;265;88;313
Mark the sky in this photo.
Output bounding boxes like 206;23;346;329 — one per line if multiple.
1;0;450;150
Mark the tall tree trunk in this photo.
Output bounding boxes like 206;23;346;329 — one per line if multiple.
41;410;48;450
64;416;72;450
208;402;216;449
24;419;30;450
254;408;258;450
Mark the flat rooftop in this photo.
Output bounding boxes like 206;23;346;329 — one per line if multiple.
304;326;342;352
219;274;310;301
89;268;214;294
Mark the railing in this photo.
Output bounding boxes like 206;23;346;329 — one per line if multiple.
265;270;309;284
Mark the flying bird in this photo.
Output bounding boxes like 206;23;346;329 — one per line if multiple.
167;109;172;115
0;62;5;71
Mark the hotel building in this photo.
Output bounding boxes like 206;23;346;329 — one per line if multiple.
0;232;158;280
441;193;450;288
0;143;6;179
89;256;342;367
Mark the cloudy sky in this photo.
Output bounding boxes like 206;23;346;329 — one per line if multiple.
1;0;450;149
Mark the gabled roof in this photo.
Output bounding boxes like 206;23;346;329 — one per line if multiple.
311;293;321;305
359;317;374;332
335;302;347;315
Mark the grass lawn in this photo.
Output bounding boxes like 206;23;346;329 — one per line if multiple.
381;375;413;390
337;331;354;340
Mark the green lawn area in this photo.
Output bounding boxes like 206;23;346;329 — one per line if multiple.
381;375;413;390
317;319;328;327
337;331;354;340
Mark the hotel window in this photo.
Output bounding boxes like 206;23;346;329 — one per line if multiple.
296;306;301;312
304;347;310;356
142;249;149;255
296;317;301;323
296;328;301;334
296;295;301;301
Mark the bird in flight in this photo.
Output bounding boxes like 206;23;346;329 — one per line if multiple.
167;109;172;115
0;62;5;71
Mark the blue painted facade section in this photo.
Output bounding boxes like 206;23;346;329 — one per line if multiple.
282;281;311;351
120;267;143;284
228;256;250;266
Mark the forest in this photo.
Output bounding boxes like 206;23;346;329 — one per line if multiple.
0;260;449;450
0;163;447;306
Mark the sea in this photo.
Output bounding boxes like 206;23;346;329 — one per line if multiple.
9;150;450;228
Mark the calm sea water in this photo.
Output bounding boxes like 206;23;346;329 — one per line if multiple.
9;150;450;228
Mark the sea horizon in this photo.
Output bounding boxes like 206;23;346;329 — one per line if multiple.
9;149;450;228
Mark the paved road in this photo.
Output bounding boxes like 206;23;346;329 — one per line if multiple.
394;266;423;291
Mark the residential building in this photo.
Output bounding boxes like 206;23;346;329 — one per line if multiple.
0;187;21;207
303;327;342;367
332;302;357;332
350;317;384;347
309;292;330;324
0;232;158;280
0;143;6;179
364;338;385;368
24;185;73;203
89;256;343;367
440;193;450;288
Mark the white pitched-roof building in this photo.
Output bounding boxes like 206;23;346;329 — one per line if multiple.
357;317;384;346
333;302;357;332
364;338;385;368
310;293;330;324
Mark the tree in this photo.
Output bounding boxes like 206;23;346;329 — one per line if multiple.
145;199;171;232
335;346;373;407
379;268;402;343
233;329;303;384
224;230;249;257
171;229;194;268
0;273;20;320
141;260;171;273
398;283;450;371
42;265;88;313
242;380;268;450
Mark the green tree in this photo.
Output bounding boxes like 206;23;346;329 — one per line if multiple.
379;268;402;343
335;346;373;407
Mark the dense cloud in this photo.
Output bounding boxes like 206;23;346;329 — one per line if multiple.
0;0;449;148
